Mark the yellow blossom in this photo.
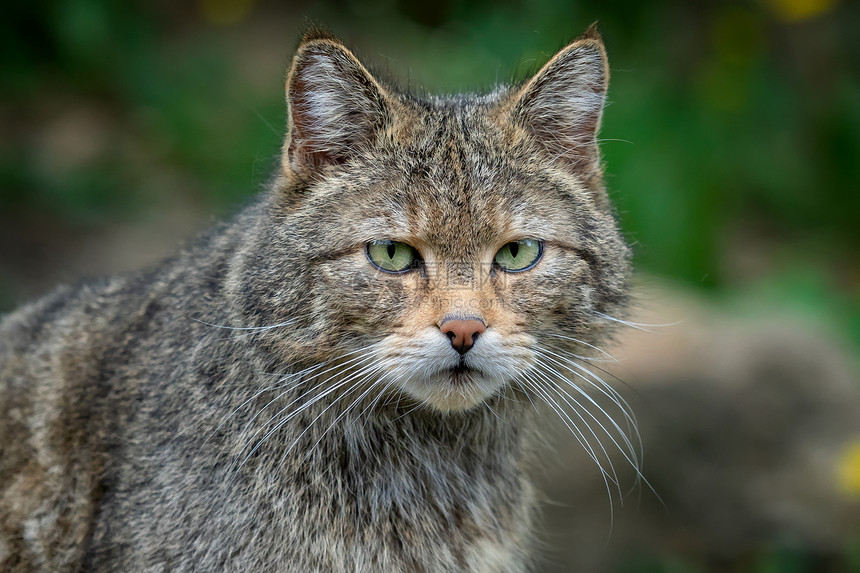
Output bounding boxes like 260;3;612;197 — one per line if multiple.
838;441;860;496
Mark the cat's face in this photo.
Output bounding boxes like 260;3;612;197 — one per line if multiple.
245;31;629;412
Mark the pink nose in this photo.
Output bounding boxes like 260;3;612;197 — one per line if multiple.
440;319;486;355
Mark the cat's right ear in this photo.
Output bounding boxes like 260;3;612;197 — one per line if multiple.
285;35;392;172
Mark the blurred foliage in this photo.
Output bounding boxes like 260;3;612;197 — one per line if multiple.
1;0;858;304
0;0;859;569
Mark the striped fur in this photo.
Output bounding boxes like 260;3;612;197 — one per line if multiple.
0;27;629;572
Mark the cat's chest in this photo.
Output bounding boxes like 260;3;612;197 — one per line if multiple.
211;436;534;571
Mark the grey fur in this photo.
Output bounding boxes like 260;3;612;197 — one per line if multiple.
0;28;630;572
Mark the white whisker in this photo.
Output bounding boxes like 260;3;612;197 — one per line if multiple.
593;311;683;332
535;345;640;447
192;318;299;331
286;365;391;469
234;350;380;469
518;370;617;530
539;332;619;362
528;366;624;496
533;353;641;475
519;371;617;487
233;346;376;442
205;362;330;440
532;348;661;504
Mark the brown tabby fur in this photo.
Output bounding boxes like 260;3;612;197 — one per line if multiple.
0;26;630;572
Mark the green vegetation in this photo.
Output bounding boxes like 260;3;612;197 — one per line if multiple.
0;1;858;568
2;0;856;315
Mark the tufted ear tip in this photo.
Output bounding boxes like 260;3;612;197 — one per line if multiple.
581;21;603;42
296;26;340;45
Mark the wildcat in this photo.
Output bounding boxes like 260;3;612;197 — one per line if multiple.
0;26;632;572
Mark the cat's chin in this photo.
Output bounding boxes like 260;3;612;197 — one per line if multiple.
400;368;505;412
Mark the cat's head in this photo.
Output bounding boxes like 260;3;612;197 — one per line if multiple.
241;28;630;412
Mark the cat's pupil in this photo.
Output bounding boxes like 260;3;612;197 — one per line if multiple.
509;242;519;258
387;242;395;259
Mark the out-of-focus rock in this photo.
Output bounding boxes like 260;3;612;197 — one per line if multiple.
536;280;860;572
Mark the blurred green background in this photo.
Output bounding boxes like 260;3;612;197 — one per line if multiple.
1;0;858;571
1;0;858;325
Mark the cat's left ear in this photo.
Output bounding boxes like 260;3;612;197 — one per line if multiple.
509;26;609;171
285;33;393;172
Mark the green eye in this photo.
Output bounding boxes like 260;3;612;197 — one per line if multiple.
366;240;418;273
494;239;543;272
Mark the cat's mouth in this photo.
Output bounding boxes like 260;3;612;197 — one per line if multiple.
391;358;503;412
451;363;471;374
448;361;478;382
